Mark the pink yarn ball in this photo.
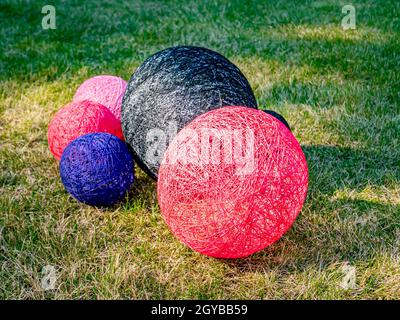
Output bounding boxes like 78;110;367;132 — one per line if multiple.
73;75;127;120
157;106;309;259
48;100;124;160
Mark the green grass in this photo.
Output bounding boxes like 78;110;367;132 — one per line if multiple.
0;0;399;299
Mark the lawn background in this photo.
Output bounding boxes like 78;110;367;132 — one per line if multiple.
0;0;399;299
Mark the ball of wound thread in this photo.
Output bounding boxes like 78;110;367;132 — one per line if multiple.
60;132;135;207
263;109;291;131
122;46;258;179
48;100;123;160
73;75;127;121
157;106;308;258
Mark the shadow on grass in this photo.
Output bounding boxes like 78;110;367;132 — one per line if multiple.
124;167;157;210
3;31;399;84
223;144;399;272
1;0;399;88
119;144;398;273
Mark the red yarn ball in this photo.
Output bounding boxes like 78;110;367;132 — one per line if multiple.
48;100;123;160
73;75;127;120
157;106;308;259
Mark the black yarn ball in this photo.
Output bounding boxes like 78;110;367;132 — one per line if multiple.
263;110;291;131
121;46;257;179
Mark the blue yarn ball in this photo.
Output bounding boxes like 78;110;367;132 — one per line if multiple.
60;133;135;207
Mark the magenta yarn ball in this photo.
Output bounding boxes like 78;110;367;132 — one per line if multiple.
73;75;127;120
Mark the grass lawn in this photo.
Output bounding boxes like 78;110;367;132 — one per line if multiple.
0;0;399;299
